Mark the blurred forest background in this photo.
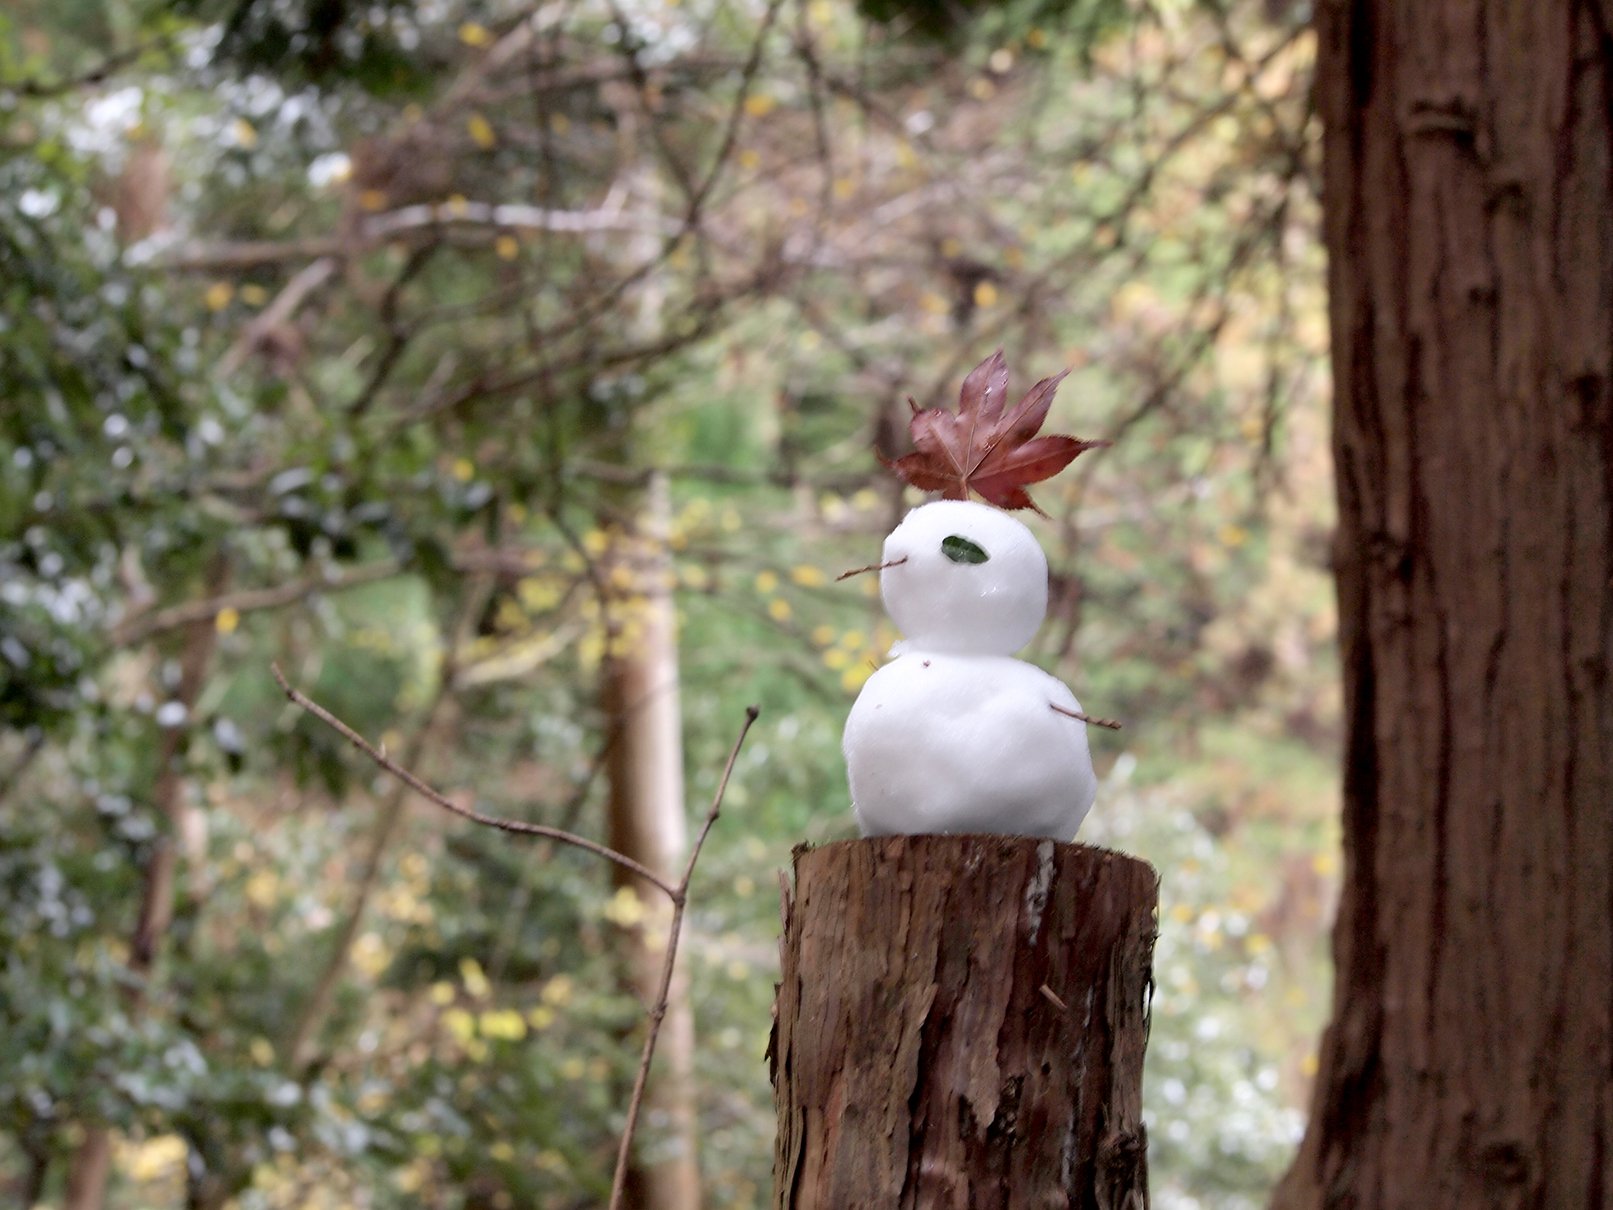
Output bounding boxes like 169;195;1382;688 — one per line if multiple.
0;0;1337;1206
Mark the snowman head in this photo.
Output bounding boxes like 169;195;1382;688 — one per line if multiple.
879;499;1048;655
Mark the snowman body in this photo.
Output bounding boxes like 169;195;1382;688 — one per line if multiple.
843;500;1097;840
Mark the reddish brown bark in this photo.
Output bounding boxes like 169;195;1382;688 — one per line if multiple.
1275;2;1613;1207
771;836;1157;1210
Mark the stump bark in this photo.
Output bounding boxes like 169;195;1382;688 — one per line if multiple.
770;835;1158;1210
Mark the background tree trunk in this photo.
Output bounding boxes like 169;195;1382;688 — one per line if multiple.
65;562;228;1210
603;472;702;1210
771;836;1157;1210
1275;3;1613;1206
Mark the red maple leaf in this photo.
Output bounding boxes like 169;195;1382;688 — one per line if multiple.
883;349;1109;513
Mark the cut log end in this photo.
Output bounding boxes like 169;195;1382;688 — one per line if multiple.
771;834;1159;1210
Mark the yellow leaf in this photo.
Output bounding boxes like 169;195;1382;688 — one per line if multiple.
214;606;240;634
743;93;776;117
429;981;455;1006
452;457;475;482
754;570;779;593
560;1057;586;1080
459;21;491;44
603;886;647;928
768;598;792;621
249;1037;275;1066
442;1008;476;1043
973;281;998;308
245;870;278;908
467;114;496;149
239;283;268;307
495;234;519;260
527;1005;556;1030
478;1009;527;1041
232;118;258;149
541;974;574;1006
811;624;835;646
352;932;391;978
204;282;234;311
490;1141;515;1162
359;189;387;212
459;956;491;999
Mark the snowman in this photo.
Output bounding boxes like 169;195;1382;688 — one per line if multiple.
841;351;1109;840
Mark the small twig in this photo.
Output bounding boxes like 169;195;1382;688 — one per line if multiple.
112;561;399;646
217;256;337;378
269;662;678;898
835;556;907;581
1039;983;1070;1013
0;730;46;808
607;703;759;1210
1050;702;1123;730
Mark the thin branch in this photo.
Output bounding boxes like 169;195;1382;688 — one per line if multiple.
1050;702;1122;731
0;730;46;807
606;703;760;1210
110;561;399;647
835;556;907;581
269;663;679;898
217;257;337;378
8;37;169;97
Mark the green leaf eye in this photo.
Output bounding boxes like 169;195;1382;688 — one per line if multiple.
941;535;989;564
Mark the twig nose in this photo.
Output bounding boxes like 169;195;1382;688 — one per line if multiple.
836;556;909;582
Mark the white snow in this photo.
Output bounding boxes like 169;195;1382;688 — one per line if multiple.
843;500;1097;840
878;499;1047;657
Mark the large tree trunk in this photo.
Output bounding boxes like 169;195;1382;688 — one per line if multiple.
1275;3;1613;1207
771;836;1157;1210
603;472;701;1210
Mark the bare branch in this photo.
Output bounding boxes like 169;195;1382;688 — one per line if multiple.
269;663;679;898
607;703;760;1210
1050;703;1123;731
110;561;399;647
835;556;907;582
216;256;337;378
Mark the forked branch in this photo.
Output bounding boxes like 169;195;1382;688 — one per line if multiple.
268;662;758;1210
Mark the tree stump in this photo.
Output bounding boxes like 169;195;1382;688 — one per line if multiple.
770;835;1158;1210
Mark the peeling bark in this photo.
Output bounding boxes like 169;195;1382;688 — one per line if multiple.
1275;2;1613;1206
771;836;1157;1210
